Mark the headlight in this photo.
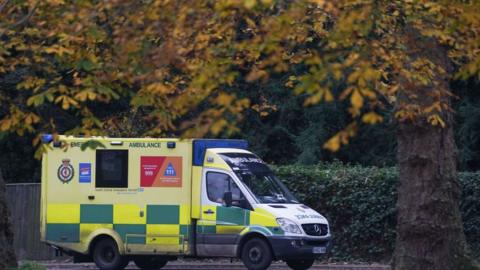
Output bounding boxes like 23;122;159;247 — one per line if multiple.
276;218;302;234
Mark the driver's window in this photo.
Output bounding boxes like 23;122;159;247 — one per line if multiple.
231;181;243;201
206;172;245;207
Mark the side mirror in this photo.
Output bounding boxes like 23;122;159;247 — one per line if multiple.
223;191;233;207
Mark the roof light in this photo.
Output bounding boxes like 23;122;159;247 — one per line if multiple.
41;134;53;144
192;139;248;166
167;142;176;149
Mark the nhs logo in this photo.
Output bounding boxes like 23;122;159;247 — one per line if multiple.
164;163;176;176
79;163;91;183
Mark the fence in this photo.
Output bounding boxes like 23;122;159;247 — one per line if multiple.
5;183;59;260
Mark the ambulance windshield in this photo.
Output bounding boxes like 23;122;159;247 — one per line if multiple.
219;153;299;204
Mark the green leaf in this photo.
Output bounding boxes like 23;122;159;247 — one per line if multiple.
80;139;106;151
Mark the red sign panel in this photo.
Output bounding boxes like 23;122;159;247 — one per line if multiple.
140;156;182;187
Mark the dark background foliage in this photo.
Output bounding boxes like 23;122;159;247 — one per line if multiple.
273;163;480;262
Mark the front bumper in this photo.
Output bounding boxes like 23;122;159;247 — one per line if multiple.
267;236;331;260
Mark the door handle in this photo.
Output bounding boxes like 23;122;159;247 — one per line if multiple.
203;209;215;214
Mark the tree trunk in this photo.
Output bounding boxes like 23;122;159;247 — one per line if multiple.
0;169;17;270
392;26;479;270
394;117;479;270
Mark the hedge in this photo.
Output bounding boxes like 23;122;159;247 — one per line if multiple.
272;162;480;262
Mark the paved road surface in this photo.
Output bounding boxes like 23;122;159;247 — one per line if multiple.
40;261;389;270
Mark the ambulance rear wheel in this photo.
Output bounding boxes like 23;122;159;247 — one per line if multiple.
133;256;168;269
286;258;315;270
92;238;128;270
241;238;273;270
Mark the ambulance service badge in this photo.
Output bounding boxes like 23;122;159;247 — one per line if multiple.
57;158;74;183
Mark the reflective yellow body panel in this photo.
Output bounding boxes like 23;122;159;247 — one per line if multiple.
41;137;194;255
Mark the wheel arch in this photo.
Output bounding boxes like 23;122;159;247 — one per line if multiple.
86;228;125;255
236;231;273;258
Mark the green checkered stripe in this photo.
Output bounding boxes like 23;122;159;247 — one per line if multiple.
46;204;190;244
197;206;284;236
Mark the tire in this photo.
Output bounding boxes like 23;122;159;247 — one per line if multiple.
133;256;168;270
286;259;315;270
92;238;128;270
241;238;273;270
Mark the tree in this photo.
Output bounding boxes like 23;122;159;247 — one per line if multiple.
1;1;480;269
0;169;17;270
0;1;40;267
228;1;480;269
0;0;249;144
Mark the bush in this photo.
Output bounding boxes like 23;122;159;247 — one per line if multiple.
273;162;480;262
459;172;480;259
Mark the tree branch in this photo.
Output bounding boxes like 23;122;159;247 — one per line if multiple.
0;0;10;13
10;0;39;28
0;0;39;36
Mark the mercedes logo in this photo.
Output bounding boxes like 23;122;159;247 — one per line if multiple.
313;224;321;234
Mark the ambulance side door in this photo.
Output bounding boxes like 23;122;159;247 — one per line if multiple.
197;169;251;257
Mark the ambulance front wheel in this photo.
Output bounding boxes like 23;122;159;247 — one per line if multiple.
92;238;129;270
241;238;273;270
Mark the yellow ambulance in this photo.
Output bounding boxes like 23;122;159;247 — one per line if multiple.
40;135;331;270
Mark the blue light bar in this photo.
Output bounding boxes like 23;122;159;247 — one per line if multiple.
41;134;53;144
192;139;248;166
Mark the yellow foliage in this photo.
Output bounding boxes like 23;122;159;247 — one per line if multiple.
246;69;268;82
304;88;334;106
362;112;383;125
1;0;480;151
216;93;234;107
75;90;97;102
428;114;446;128
211;119;228;135
0;119;12;132
323;123;357;152
244;0;257;9
44;46;74;56
24;113;40;125
55;95;79;110
351;90;364;110
324;134;341;152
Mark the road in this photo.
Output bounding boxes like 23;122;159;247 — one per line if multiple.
40;261;390;270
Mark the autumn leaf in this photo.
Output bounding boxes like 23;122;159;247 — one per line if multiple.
75;89;97;102
324;134;341;152
244;0;257;9
80;140;106;151
246;69;268;82
44;45;74;56
362;112;384;125
55;95;79;110
428;114;446;128
350;90;364;114
211;119;228;135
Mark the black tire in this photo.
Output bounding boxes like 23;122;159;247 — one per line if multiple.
133;256;168;270
120;258;130;269
241;238;273;270
92;238;128;270
286;259;315;270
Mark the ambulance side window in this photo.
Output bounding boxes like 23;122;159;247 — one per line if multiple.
206;172;245;206
96;150;128;188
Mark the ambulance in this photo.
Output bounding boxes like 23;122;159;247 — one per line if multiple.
40;135;331;270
